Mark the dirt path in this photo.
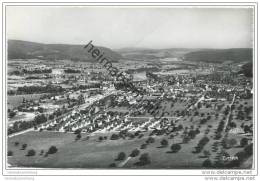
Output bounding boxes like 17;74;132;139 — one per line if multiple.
117;157;132;167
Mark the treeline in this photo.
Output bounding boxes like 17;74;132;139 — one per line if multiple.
15;85;64;95
8;114;47;135
64;68;81;73
22;69;52;74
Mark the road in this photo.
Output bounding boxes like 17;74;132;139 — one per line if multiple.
224;93;236;132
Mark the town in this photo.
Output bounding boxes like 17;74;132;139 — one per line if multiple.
7;49;253;168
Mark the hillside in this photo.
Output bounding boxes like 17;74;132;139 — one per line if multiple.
116;48;196;60
183;48;253;63
8;40;122;62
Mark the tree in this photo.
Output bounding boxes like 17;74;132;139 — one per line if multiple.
116;152;126;161
109;163;116;168
47;146;58;154
75;133;81;141
110;134;119;140
202;159;212;168
27;149;36;156
240;138;249;147
139;153;151;165
160;139;169;147
140;144;147;149
146;137;155;144
21;143;27;150
39;150;44;155
99;136;103;141
130;149;140;157
171;144;181;153
203;150;211;158
78;94;85;105
14;142;19;146
223;138;237;149
8;150;13;156
244;143;253;156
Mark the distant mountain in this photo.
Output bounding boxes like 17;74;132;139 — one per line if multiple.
116;47;196;60
183;48;253;63
8;40;122;62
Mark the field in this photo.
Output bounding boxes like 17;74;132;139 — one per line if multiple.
7;94;45;110
7;122;252;169
7;96;253;169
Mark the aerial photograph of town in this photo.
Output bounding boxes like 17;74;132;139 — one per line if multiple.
5;5;254;170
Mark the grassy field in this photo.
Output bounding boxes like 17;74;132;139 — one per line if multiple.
7;126;251;169
7;94;46;110
7;98;253;169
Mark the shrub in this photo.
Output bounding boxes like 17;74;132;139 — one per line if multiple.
21;144;27;150
203;150;211;158
27;149;36;156
138;134;144;139
160;139;168;147
183;136;190;143
130;149;140;157
146;137;155;144
110;134;119;140
202;159;212;168
244;143;253;156
140;144;147;149
99;136;103;141
139;153;151;165
47;146;58;154
75;134;81;141
14;142;19;146
223;138;237;149
39;150;44;155
8;150;13;156
171;144;181;153
116;152;126;161
240;138;248;147
109;163;116;168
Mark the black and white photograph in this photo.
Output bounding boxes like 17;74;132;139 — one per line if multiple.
0;1;258;179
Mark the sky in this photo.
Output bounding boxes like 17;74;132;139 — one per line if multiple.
6;6;254;49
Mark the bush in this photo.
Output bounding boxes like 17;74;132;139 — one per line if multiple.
99;136;103;141
130;149;140;157
14;142;19;146
146;137;155;144
140;144;147;149
109;163;116;168
138;134;144;139
203;150;211;158
202;159;212;168
39;150;44;155
75;134;81;141
21;144;27;150
223;138;237;149
240;138;248;147
139;153;151;165
116;152;126;161
8;150;13;156
160;139;168;147
27;149;36;156
47;146;58;154
74;129;81;135
244;143;253;156
110;134;119;140
171;144;181;153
